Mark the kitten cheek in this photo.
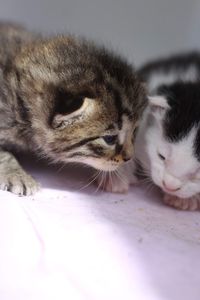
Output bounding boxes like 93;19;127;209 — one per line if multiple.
81;157;119;171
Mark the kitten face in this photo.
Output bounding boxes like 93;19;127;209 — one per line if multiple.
14;36;146;171
50;96;136;171
145;83;200;198
146;121;200;198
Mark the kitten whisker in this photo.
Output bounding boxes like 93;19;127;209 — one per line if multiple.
115;169;128;185
139;177;152;185
94;171;104;194
133;158;150;174
79;170;100;191
144;181;154;194
102;171;107;191
109;171;113;190
135;167;150;179
56;163;67;174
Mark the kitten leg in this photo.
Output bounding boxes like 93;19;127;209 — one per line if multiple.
97;160;138;193
163;193;200;211
0;150;40;196
97;172;129;193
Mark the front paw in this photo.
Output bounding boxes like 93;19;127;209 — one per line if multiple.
97;173;129;193
163;194;200;211
0;171;40;196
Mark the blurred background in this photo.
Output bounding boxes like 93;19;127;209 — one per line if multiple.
0;0;200;65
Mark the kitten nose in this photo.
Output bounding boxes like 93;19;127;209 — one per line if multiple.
114;154;131;163
123;157;131;162
121;151;132;162
162;180;181;192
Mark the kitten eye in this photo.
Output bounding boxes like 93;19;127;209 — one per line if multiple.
103;135;117;145
158;153;166;160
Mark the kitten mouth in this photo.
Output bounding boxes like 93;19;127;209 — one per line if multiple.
162;186;181;197
161;180;181;195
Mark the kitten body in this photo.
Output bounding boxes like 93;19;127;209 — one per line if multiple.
108;53;200;210
0;23;146;195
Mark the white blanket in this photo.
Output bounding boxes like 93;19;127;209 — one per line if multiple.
0;158;200;300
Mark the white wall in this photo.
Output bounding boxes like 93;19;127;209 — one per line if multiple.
0;0;199;65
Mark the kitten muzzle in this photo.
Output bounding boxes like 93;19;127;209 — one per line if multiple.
113;153;131;163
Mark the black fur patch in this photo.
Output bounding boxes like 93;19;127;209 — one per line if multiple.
157;82;200;161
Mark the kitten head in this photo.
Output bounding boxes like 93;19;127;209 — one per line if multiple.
145;82;200;198
14;36;146;171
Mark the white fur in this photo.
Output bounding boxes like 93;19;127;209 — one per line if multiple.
108;98;200;210
144;120;200;198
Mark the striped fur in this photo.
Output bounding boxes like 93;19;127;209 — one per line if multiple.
0;22;146;195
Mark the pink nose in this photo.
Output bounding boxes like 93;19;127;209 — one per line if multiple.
162;180;181;192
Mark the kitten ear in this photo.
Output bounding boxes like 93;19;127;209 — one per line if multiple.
52;93;95;129
148;95;169;120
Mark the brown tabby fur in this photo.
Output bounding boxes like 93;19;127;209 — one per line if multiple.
0;22;146;195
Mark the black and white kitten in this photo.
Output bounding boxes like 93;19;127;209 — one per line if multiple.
106;52;200;210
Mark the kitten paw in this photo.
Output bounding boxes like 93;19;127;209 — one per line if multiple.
97;173;129;193
0;150;40;196
163;194;200;211
0;171;40;196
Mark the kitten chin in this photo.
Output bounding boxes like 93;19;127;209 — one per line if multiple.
0;22;146;195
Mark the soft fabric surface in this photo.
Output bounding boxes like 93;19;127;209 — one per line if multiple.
0;156;200;300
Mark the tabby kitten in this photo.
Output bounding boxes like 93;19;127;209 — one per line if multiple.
0;23;146;196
